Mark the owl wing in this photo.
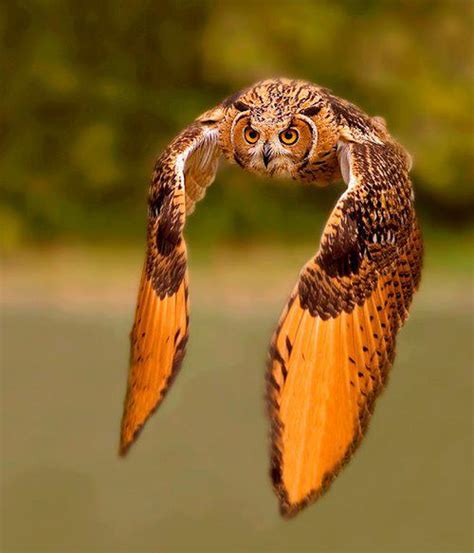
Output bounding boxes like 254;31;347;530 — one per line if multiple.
120;112;223;455
268;138;423;516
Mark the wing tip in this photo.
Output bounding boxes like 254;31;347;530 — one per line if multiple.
268;377;383;519
272;469;326;519
118;434;134;457
269;400;376;518
269;403;383;519
278;497;314;520
271;456;338;519
118;333;189;457
118;407;152;457
118;420;147;456
270;464;302;520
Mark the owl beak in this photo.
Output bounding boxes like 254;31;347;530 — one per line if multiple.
262;142;272;167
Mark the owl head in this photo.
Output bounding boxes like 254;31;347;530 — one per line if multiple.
214;79;342;183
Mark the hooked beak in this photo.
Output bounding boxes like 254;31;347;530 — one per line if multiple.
262;142;272;168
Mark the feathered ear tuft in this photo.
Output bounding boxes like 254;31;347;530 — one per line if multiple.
234;100;251;112
300;105;322;117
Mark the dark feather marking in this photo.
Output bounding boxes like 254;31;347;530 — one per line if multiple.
301;105;322;117
285;336;293;356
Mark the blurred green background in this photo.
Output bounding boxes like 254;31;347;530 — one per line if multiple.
1;0;473;249
1;1;473;552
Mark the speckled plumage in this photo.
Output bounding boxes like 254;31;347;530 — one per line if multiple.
119;78;423;517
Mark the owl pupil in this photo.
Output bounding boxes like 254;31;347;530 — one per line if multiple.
285;132;292;139
249;131;257;139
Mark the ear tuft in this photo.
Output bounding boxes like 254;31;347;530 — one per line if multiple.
301;105;322;117
234;100;251;112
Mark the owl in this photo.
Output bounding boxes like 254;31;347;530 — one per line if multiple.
119;78;423;517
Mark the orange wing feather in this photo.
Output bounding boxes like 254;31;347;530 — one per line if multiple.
120;264;189;454
119;119;221;454
268;139;423;516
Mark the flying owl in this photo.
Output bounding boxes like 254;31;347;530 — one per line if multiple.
119;78;423;517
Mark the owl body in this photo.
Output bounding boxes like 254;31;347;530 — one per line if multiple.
120;78;423;518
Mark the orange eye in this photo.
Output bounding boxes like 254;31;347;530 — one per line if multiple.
243;126;260;144
279;128;299;146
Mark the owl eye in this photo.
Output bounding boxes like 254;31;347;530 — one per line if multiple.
279;128;299;145
243;126;260;144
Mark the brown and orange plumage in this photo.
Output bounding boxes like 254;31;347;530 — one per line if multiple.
119;78;423;517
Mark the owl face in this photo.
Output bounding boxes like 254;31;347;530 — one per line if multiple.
218;79;342;183
230;110;317;177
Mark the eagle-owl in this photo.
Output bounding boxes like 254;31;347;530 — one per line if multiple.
119;78;423;517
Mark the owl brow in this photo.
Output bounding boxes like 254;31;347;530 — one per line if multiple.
234;100;251;112
301;105;322;117
289;117;299;129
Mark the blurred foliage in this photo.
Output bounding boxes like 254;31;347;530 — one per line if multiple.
1;0;473;250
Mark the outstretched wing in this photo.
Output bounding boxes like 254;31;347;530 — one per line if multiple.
120;113;222;455
268;138;423;516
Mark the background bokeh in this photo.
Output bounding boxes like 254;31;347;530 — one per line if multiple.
1;0;473;248
1;1;472;552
